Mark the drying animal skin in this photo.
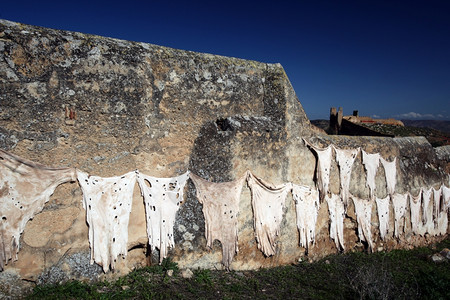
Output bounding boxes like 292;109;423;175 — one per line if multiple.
247;172;291;257
432;186;442;225
428;186;448;236
380;157;397;196
439;185;450;235
77;170;137;273
422;187;434;233
409;191;423;235
361;150;380;200
392;193;408;238
375;196;390;240
136;171;189;263
351;195;374;252
291;184;320;253
443;185;450;212
303;139;332;201
0;149;76;271
189;172;247;270
433;205;448;236
326;194;345;251
333;146;359;208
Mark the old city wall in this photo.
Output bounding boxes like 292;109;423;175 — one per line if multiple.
0;20;448;293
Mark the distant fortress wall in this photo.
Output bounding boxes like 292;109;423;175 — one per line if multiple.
330;107;404;134
0;19;448;295
344;115;405;126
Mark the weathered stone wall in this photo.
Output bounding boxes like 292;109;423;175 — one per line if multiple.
0;19;448;295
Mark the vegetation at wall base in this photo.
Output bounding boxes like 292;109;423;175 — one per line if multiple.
26;238;449;299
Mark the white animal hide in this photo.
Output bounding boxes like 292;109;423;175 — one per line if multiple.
189;172;247;270
247;172;291;257
423;185;448;236
380;157;397;196
409;191;423;235
375;196;390;240
291;184;320;252
77;170;136;273
326;194;345;251
432;186;442;224
361;150;380;200
303;139;332;201
333;146;359;208
435;213;448;236
352;196;374;251
0;149;76;271
136;171;189;263
422;187;434;233
392;193;408;238
443;185;450;212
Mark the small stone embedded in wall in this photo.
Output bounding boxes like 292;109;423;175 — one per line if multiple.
183;232;195;241
182;241;194;251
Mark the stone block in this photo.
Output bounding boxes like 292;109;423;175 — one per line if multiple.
23;207;80;248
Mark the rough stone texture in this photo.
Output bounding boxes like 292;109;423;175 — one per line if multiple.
0;19;448;292
37;251;103;284
0;270;34;299
435;145;450;174
23;207;79;248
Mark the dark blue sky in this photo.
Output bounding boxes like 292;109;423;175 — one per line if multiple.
2;0;449;120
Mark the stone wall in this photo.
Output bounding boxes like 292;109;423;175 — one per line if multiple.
0;19;448;295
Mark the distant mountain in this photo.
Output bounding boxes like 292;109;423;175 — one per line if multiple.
401;120;450;134
310;119;329;131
